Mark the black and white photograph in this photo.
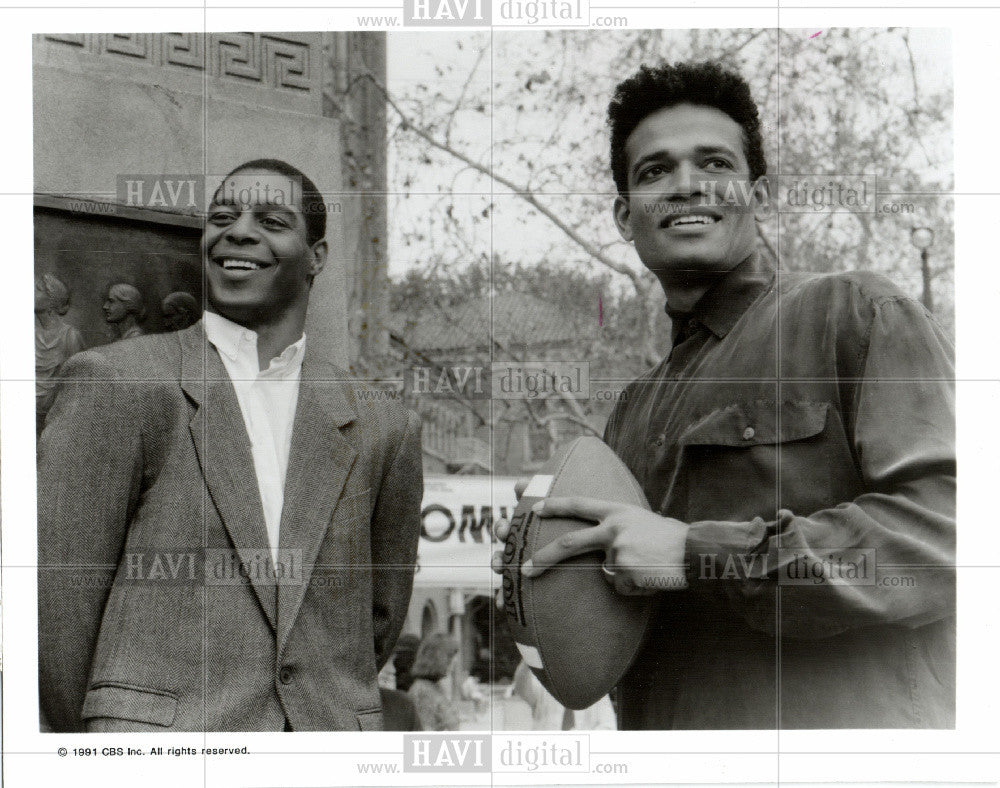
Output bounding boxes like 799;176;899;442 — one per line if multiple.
1;5;997;788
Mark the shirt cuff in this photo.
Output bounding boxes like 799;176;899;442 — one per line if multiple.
684;517;767;586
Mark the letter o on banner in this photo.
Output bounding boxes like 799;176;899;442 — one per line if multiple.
421;504;456;543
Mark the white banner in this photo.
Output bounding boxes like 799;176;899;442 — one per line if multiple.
414;475;519;590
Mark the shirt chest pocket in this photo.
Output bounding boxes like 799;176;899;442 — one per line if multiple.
678;401;852;522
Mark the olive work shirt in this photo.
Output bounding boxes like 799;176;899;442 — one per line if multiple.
604;253;955;729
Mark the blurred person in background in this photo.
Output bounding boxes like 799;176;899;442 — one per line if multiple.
392;633;420;692
378;658;422;731
407;634;461;731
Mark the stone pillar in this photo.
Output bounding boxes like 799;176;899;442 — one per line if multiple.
323;32;389;369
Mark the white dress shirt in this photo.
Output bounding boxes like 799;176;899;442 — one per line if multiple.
203;311;305;557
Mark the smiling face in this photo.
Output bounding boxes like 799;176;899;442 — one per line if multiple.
202;168;326;329
613;103;768;286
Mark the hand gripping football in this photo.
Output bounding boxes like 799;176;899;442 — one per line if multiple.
501;436;654;710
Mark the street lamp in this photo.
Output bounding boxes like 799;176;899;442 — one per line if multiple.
911;227;935;312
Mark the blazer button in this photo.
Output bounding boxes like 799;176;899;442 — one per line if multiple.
279;666;294;685
742;426;756;440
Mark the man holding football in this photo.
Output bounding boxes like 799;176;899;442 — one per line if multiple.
493;61;954;729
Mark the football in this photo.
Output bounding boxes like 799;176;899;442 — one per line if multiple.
501;436;654;710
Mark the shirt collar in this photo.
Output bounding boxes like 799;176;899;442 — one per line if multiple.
667;252;776;343
202;310;306;373
203;310;256;363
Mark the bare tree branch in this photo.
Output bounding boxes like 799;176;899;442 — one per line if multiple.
717;29;767;60
389;333;493;426
900;29;935;168
444;44;489;147
359;68;645;289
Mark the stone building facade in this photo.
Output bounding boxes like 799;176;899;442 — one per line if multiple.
33;32;387;365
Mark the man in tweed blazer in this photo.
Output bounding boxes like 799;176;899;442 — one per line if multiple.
38;160;423;732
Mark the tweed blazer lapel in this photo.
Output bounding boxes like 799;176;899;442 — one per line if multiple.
276;352;358;654
178;322;277;631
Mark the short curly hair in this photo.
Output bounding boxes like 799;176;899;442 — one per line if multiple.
608;61;767;196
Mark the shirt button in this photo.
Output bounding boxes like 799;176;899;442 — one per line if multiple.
742;426;756;440
650;435;664;447
279;666;294;685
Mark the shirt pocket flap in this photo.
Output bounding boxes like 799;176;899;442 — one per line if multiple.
81;683;177;727
681;401;829;447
